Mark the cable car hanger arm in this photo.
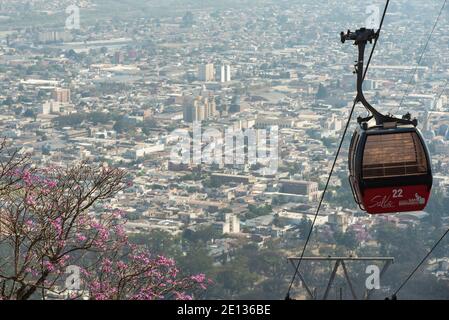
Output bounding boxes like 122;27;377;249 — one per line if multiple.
341;28;418;128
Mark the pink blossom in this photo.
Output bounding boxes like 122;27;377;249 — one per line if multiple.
174;292;193;300
132;252;151;265
25;219;34;229
44;179;57;189
76;233;87;242
57;254;70;267
80;267;91;277
113;225;126;238
156;256;175;267
132;289;155;300
25;267;40;277
22;171;33;187
101;258;113;273
90;221;110;248
51;217;63;238
113;209;126;219
116;261;128;271
43;261;55;272
170;267;179;278
190;274;206;283
89;281;118;300
25;195;36;206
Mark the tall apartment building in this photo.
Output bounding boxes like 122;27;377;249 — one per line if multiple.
198;63;215;82
36;31;72;43
52;88;71;103
224;214;240;234
217;65;231;82
436;95;448;111
39;100;64;115
183;96;217;123
214;214;241;234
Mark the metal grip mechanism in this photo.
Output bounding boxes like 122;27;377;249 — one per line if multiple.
340;28;378;45
340;28;418;128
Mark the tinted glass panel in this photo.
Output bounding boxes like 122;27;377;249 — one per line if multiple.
348;131;359;174
362;132;428;179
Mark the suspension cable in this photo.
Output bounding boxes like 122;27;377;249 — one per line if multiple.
398;0;447;111
436;79;448;103
391;227;449;299
389;1;449;298
284;0;390;300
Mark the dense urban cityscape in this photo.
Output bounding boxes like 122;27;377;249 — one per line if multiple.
0;0;448;300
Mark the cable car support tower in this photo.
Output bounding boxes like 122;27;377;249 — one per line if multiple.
287;256;394;300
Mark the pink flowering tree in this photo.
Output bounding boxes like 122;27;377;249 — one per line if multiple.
0;142;209;300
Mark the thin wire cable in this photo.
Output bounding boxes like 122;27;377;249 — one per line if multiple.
284;1;390;300
398;0;447;111
389;1;449;299
284;98;356;300
436;79;448;102
392;227;449;298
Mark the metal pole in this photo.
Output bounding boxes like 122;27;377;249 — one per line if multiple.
341;261;358;300
323;260;341;300
288;259;315;300
287;257;394;300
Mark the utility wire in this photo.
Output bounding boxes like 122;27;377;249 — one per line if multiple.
285;0;390;300
391;227;449;298
436;79;448;102
392;0;449;300
398;0;447;111
390;2;449;298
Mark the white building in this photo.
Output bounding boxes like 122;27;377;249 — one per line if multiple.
215;214;240;234
198;63;215;82
224;214;240;234
217;65;231;82
328;211;350;233
436;95;448;112
322;114;343;138
125;144;165;160
38;100;65;115
38;102;51;115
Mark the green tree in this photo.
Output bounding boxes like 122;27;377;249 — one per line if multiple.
113;117;137;134
298;215;313;240
178;245;214;275
141;118;159;135
89;112;112;125
334;229;358;249
245;204;272;220
183;225;221;244
23;109;36;119
130;230;179;257
214;258;258;297
53;113;86;127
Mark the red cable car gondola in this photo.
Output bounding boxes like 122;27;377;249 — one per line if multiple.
341;28;433;214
